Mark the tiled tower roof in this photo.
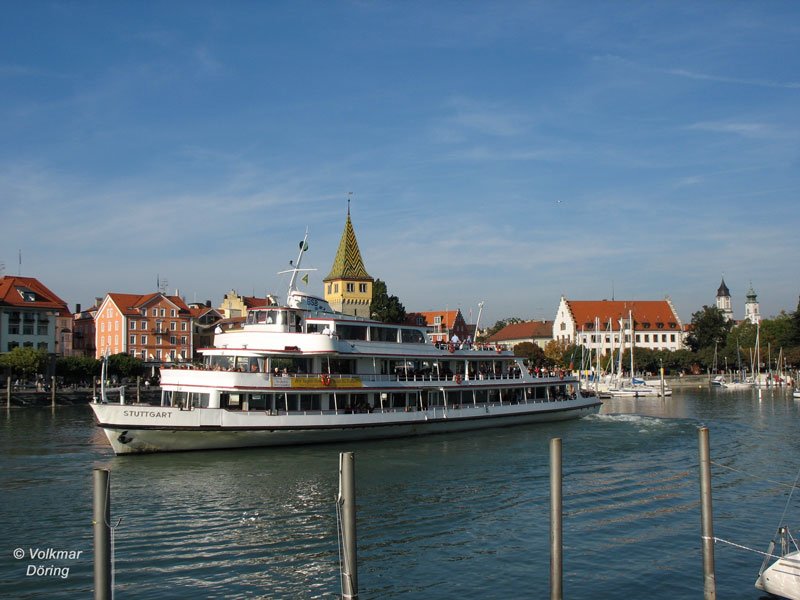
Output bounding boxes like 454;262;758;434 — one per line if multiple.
324;213;372;281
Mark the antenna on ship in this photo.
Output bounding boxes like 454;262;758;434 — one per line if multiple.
277;228;317;301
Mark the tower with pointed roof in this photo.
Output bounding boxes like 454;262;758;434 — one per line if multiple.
323;206;373;317
744;283;761;324
716;277;733;321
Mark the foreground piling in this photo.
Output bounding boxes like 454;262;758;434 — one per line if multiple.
550;437;562;600
698;427;716;599
338;452;358;599
93;468;111;600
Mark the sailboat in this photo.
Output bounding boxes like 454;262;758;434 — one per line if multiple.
607;310;671;398
755;525;800;599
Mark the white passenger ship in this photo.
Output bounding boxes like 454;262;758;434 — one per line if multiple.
91;237;601;455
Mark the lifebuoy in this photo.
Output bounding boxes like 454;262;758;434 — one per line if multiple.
455;374;463;384
320;374;331;386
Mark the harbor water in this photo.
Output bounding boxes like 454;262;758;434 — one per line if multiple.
2;386;798;598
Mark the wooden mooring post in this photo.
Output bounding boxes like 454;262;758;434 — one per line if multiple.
550;437;563;600
93;468;111;600
6;376;10;408
338;452;358;599
51;375;56;407
698;427;716;599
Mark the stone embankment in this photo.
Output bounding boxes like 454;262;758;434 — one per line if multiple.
3;387;162;407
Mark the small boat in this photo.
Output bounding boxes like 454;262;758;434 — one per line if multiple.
90;232;602;454
755;525;800;599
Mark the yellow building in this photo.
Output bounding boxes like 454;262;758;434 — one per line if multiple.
324;209;373;317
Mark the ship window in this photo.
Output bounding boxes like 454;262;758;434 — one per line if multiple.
401;329;426;344
370;326;398;342
337;324;368;341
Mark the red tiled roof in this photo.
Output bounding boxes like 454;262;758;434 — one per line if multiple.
488;320;553;343
414;310;463;329
0;276;68;311
565;300;680;330
106;292;191;316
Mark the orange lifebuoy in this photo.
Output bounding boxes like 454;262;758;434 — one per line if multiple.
455;374;463;384
320;374;331;386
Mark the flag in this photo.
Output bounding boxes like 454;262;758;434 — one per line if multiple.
301;274;309;285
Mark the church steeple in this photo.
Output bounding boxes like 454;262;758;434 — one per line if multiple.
744;282;761;324
715;277;733;321
324;206;373;317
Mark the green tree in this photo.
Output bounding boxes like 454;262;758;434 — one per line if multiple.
513;341;550;369
543;339;578;368
107;353;145;380
0;347;48;379
56;355;100;386
685;306;733;352
371;279;407;323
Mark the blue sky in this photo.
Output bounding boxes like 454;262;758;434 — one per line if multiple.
1;2;798;326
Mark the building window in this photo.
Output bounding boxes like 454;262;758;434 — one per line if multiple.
130;321;136;331
141;335;147;345
670;334;676;342
156;350;162;360
170;321;176;331
160;308;165;317
181;336;187;345
181;322;187;331
346;283;354;293
334;284;339;293
130;335;135;344
141;320;147;329
170;336;176;344
140;350;146;360
359;283;367;293
37;342;48;350
635;334;640;343
560;322;566;331
152;308;157;317
644;334;649;342
171;309;176;317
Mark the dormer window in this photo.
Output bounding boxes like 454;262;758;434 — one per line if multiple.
642;322;650;329
657;323;664;329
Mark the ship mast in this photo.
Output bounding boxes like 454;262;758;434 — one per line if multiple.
277;229;316;302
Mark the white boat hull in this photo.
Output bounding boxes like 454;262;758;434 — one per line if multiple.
756;550;800;599
91;399;601;454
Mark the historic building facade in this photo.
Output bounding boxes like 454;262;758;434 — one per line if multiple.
95;292;193;364
0;276;71;355
553;296;685;353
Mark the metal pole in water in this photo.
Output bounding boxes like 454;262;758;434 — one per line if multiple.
136;376;141;404
93;468;111;600
550;437;563;600
51;375;56;407
6;376;10;408
338;452;358;599
698;427;716;599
